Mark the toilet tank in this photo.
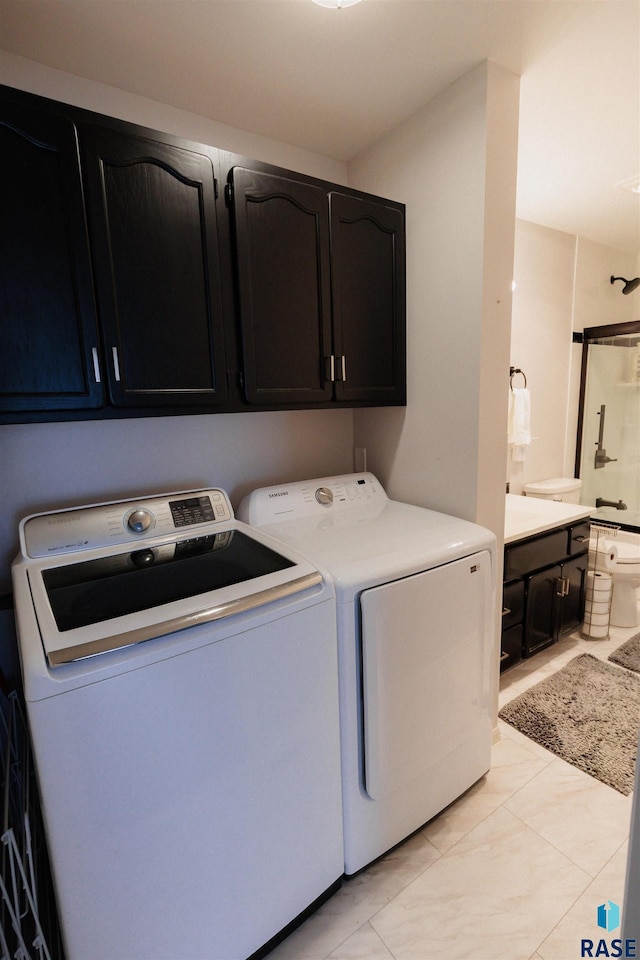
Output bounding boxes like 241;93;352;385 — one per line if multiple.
523;478;582;503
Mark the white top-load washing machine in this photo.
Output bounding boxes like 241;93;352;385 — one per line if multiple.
12;488;343;960
239;473;497;876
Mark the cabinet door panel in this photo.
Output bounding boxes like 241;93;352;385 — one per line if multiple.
329;193;405;404
559;554;588;635
230;167;332;404
0;102;102;410
524;565;562;656
500;625;523;672
82;127;227;406
568;521;590;556
504;530;567;580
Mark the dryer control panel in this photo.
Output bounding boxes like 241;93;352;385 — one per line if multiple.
238;473;387;525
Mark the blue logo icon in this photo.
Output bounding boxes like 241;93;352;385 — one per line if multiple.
597;901;621;933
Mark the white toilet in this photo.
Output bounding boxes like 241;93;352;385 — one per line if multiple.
523;477;583;503
609;539;640;628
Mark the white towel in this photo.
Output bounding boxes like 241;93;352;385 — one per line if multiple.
508;387;531;461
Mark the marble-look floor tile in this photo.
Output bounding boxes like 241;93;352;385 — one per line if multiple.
267;831;440;960
422;734;550;853
371;806;590;960
497;718;557;764
326;922;394;959
504;758;632;877
537;841;629;960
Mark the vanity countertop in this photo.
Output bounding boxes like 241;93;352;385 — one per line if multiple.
504;493;591;544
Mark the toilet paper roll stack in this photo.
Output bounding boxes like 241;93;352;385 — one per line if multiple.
582;570;613;639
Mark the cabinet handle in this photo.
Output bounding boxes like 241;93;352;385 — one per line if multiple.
502;607;512;617
112;346;121;382
325;355;347;382
325;355;335;382
574;535;589;542
556;576;570;597
91;347;101;384
500;651;509;662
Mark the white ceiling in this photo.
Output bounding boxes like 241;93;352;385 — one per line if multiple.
1;0;639;253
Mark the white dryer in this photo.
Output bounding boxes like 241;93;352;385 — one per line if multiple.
239;473;497;875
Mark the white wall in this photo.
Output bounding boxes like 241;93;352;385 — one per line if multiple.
509;222;640;495
0;52;347;183
508;220;576;493
348;61;520;543
0;54;354;593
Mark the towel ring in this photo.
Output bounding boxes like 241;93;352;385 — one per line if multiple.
509;367;527;389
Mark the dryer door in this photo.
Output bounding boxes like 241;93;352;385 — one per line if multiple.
360;551;493;801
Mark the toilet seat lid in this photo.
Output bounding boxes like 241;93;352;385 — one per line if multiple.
614;542;640;563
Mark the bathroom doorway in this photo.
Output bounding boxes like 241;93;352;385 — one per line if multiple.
576;321;640;531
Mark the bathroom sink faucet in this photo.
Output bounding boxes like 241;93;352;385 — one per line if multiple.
596;497;628;510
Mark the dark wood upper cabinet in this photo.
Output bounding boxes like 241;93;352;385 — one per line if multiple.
0;102;103;411
81;126;228;406
229;166;333;404
0;85;406;421
329;193;405;405
229;167;406;407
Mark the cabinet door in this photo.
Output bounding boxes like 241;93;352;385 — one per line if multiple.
0;101;102;411
559;554;588;636
229;167;332;405
329;193;405;404
524;565;562;656
81;126;227;407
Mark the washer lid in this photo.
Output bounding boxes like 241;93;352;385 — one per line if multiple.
15;491;328;667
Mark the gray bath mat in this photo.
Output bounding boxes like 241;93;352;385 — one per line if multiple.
499;654;640;794
609;632;640;674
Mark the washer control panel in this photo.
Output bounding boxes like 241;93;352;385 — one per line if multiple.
238;473;387;525
22;489;233;558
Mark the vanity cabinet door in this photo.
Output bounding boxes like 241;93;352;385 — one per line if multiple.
500;579;524;671
329;193;406;405
0;100;103;411
523;565;562;656
558;553;588;635
568;522;590;556
504;531;567;580
81;126;228;407
229;167;333;405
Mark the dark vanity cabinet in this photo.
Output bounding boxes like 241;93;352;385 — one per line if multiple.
0;101;103;412
501;520;590;671
80;126;228;407
228;166;406;407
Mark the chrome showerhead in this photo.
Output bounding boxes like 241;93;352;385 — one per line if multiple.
610;275;640;295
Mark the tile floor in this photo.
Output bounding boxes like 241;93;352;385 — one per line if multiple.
268;616;640;960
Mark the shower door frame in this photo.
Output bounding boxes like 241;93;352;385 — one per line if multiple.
575;319;640;534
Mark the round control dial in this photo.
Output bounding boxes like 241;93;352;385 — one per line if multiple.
126;508;154;534
315;487;333;506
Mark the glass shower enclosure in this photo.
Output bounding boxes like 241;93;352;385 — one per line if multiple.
576;321;640;532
